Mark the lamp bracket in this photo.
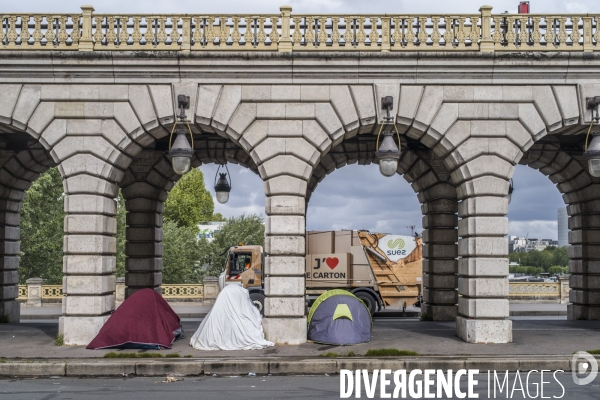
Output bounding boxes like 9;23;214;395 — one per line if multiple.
177;94;190;122
381;96;394;123
587;96;600;110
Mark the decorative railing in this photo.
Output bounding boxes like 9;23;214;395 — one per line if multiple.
17;285;27;300
509;282;561;297
161;284;204;299
1;6;598;52
42;285;63;299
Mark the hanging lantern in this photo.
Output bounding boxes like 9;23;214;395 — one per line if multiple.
214;164;232;204
506;179;514;204
168;95;194;175
169;129;193;175
585;97;600;177
375;132;401;177
375;96;401;177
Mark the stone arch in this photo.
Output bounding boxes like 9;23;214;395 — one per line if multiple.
306;136;459;321
0;83;185;344
519;140;600;320
195;84;380;344
359;84;584;343
120;137;258;298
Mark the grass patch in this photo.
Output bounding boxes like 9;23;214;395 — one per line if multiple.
165;353;180;358
184;355;193;358
0;359;6;363
364;348;418;357
0;315;9;323
103;352;164;358
587;350;600;354
54;333;64;346
319;351;358;358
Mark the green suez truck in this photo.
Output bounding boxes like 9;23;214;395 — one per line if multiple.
218;230;423;315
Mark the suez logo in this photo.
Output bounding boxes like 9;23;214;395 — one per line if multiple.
340;354;599;399
387;238;407;257
379;235;417;262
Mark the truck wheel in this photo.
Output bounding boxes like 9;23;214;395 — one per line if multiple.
250;292;265;316
355;292;377;316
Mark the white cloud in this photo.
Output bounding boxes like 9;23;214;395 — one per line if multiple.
509;220;558;240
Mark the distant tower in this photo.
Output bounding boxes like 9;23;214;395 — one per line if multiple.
557;207;569;247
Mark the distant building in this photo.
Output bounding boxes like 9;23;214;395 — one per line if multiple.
509;236;559;253
197;221;226;242
558;207;569;247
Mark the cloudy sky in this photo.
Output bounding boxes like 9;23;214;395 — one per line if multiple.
11;0;587;239
202;161;565;240
3;0;596;14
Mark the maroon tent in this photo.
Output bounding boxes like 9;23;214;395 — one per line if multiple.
87;288;183;350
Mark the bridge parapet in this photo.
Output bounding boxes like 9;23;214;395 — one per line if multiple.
0;5;598;52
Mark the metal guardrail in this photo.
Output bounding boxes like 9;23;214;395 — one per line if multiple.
0;6;598;52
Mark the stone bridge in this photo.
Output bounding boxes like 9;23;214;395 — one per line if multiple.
0;5;600;345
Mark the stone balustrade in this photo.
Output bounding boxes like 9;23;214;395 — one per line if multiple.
18;279;570;305
1;6;598;52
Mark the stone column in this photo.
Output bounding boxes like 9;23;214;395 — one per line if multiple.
567;202;600;319
124;195;164;298
26;277;44;307
457;188;511;343
560;277;570;305
60;177;118;345
115;277;126;306
0;206;21;322
420;183;459;320
203;276;219;305
120;153;175;299
263;183;307;345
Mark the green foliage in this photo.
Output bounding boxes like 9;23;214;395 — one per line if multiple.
164;168;214;229
165;353;180;358
319;351;357;357
103;352;164;358
200;214;265;277
548;265;569;275
508;246;568;273
116;191;127;278
509;266;544;275
54;333;64;346
0;359;5;363
20;168;64;284
162;220;204;284
211;213;226;222
364;348;418;357
184;355;193;358
587;349;600;354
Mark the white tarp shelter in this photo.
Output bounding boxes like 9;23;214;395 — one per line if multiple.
190;284;274;350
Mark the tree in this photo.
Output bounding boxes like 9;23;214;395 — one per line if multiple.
19;168;64;284
201;214;265;277
162;220;204;283
115;190;126;278
164;168;214;229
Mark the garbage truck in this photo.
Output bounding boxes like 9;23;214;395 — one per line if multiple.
218;230;422;315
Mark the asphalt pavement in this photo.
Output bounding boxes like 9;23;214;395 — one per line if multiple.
1;373;599;400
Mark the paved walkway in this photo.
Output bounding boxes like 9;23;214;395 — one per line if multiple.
2;318;598;359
